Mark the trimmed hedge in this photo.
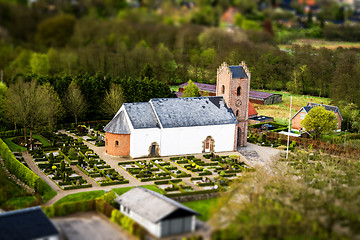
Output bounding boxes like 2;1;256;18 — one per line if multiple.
63;184;92;190
165;189;219;198
99;180;129;186
0;138;39;188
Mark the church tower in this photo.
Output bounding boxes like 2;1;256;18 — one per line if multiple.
216;62;250;148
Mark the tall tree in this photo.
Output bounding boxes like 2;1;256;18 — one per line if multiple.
4;79;61;146
101;83;124;118
182;80;201;97
301;106;337;139
64;81;87;125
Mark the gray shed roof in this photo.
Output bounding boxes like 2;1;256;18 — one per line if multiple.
229;65;248;79
124;102;160;129
115;187;199;223
150;96;238;128
291;103;343;120
103;111;130;134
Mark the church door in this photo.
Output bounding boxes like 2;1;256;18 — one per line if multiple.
149;142;159;157
150;145;156;156
237;127;241;147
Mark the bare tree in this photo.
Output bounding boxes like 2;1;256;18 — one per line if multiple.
101;83;124;118
64;81;87;125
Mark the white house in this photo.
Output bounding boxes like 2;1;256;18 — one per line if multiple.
0;206;59;240
114;187;199;238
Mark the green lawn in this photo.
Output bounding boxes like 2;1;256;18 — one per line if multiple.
252;90;331;124
2;137;27;152
3;196;37;210
183;198;218;221
41;179;57;202
54;190;105;205
112;185;163;195
3;134;51;152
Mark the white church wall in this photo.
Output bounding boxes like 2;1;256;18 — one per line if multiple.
160;124;236;156
130;128;161;158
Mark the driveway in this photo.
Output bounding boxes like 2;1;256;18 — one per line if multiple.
238;143;282;169
52;212;135;240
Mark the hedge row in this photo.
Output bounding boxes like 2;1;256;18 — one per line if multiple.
165;189;219;198
63;184;92;190
99;180;129;186
0;138;39;188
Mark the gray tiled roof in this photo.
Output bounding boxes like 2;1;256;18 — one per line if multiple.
115;187;199;223
124;102;160;129
229;65;248;79
305;103;343;120
103;111;130;134
150;96;238;128
0;207;59;240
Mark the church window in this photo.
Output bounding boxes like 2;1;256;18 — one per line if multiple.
115;141;119;147
236;110;239;116
222;85;225;94
237;86;241;96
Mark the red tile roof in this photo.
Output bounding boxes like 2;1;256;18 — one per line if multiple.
248;101;258;117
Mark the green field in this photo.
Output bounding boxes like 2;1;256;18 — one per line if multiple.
112;185;163;195
3;134;51;152
54;190;105;205
183;198;218;221
253;90;331;125
279;39;360;50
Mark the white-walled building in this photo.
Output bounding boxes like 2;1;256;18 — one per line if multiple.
104;62;251;158
114;187;199;238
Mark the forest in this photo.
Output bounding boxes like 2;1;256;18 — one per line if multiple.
0;0;360;131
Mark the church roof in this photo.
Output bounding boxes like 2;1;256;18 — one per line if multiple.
124;102;160;129
150;96;238;128
229;65;248;79
104;96;238;132
103;111;130;134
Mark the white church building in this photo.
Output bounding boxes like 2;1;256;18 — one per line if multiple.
104;62;251;158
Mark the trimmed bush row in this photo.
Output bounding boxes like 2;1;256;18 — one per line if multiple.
0;138;39;188
63;184;92;190
165;189;219;198
99;180;129;186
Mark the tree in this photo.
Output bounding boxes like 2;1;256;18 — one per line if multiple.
301;106;337;139
64;81;87;125
101;83;124;118
29;53;50;75
4;79;61;146
182;80;201;97
36;14;76;47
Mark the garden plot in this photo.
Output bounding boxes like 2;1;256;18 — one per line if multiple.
170;156;214;176
119;160;171;182
78;150;128;186
150;159;191;178
154;179;193;194
30;149;91;190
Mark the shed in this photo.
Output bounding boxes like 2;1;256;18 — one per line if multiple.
249;90;282;105
248;115;274;125
114;187;200;238
0;206;59;240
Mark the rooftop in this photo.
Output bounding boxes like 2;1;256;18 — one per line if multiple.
249;90;279;100
228;65;248;79
115;187;199;223
0;207;59;240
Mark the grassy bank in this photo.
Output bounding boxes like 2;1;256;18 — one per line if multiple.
183;198;218;221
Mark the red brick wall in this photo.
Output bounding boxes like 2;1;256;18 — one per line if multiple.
105;132;130;156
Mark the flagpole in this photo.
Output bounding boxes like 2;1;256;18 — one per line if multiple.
286;96;292;159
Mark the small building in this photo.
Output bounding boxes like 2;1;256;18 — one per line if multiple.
248;115;274;125
249;90;282;105
0;206;59;240
178;82;216;96
291;102;343;131
114;187;200;238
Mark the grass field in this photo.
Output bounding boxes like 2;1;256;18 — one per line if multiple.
253;90;331;125
54;190;105;205
183;198;218;221
3;134;51;152
54;185;163;205
279;39;360;50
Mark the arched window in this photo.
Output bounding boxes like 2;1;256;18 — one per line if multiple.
236;110;239;116
237;86;241;96
221;85;225;94
115;141;119;147
105;138;108;146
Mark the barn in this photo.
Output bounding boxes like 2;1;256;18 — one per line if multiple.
249;90;282;105
0;207;59;240
114;187;199;238
104;62;252;158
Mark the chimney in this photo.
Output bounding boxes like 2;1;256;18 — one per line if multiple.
309;103;312;106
